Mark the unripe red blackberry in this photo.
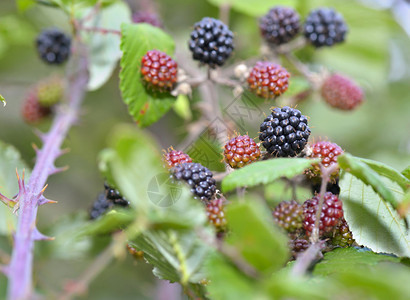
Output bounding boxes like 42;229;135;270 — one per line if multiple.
303;192;344;236
321;74;364;110
259;106;310;157
311;141;343;168
188;17;234;68
141;50;178;92
273;200;303;233
206;198;227;231
22;88;52;124
163;149;192;168
259;6;300;46
289;238;310;258
224;135;260;169
36;77;64;107
330;218;355;247
170;163;216;202
247;62;290;99
36;28;71;64
304;8;347;48
132;11;163;28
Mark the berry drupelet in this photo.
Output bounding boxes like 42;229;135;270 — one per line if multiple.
303;192;344;236
141;50;178;92
36;28;71;64
259;106;310;157
188;17;234;68
304;8;348;48
163;149;192;169
224;135;261;169
247;62;290;99
170;163;217;202
259;6;300;46
321;74;364;110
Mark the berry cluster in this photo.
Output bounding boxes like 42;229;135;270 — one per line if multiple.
36;28;71;65
188;17;234;68
272;192;355;258
247;62;290;99
321;74;364;110
89;183;129;219
223;135;260;169
22;88;52;124
141;50;178;92
304;8;348;48
259;6;300;46
259;106;310;157
132;11;163;28
170;163;216;202
163;149;192;168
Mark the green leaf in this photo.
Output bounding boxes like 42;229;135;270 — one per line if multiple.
402;166;410;181
313;247;399;277
130;230;210;284
79;209;134;237
356;157;410;191
0;141;31;235
222;158;317;193
79;1;131;91
338;153;398;208
285;76;311;98
398;190;410;218
120;23;176;127
173;94;192;121
0;94;5;107
205;253;259;300
16;0;36;11
207;0;296;17
186;136;225;172
226;200;289;273
340;172;410;256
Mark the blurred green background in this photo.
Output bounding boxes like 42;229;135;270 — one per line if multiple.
0;0;409;298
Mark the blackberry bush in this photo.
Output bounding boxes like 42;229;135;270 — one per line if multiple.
36;28;71;64
259;6;300;46
304;8;348;47
247;61;290;99
170;163;216;202
259;106;310;157
188;17;234;68
223;135;260;168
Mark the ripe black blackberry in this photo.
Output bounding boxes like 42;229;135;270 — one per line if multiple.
104;183;129;207
36;28;71;64
304;8;347;47
259;106;310;157
188;17;234;68
170;163;216;202
259;6;300;46
303;192;344;236
272;200;303;233
89;192;113;220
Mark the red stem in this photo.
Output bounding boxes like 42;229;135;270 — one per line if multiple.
6;45;89;300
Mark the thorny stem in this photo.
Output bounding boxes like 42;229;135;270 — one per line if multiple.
6;42;89;300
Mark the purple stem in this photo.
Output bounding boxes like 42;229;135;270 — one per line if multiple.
6;46;89;300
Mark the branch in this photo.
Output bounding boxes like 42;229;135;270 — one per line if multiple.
6;42;89;300
290;241;325;277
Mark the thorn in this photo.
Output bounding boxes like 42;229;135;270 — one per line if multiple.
34;129;47;143
49;165;69;175
16;169;25;193
55;148;70;159
32;227;54;241
31;143;39;154
38;195;58;206
0;192;17;208
12;202;20;214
